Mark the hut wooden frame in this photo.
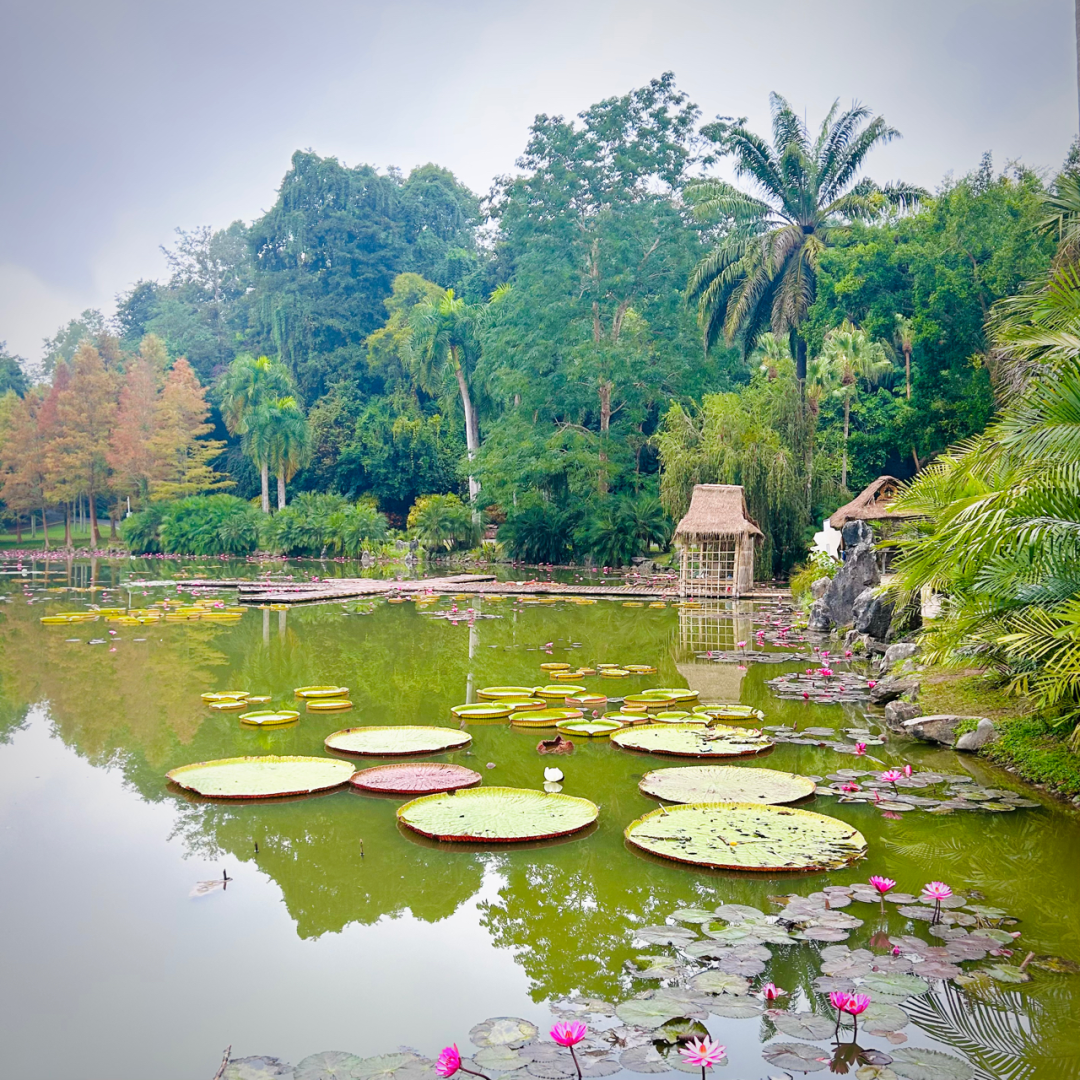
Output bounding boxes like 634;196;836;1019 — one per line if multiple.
673;485;762;599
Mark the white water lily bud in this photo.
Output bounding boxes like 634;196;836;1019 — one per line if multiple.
544;766;564;782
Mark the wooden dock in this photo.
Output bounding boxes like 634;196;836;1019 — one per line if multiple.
177;573;789;606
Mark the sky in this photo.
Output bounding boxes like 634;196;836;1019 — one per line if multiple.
1;0;1077;362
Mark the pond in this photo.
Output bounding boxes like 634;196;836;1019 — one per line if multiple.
1;559;1078;1080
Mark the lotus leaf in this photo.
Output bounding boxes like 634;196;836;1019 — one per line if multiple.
239;710;300;727
510;709;583;728
624;802;867;871
166;755;355;799
349;763;482;795
612;724;773;758
469;1017;539;1047
224;1057;294;1080
633;924;699;947
861;974;930;999
324;726;472;756
688;970;748;995
397;786;597;842
888;1047;974;1080
761;1042;830;1072
293;1052;364;1080
640;765;815;805
618;1046;672;1074
772;1012;835;1040
614;989;707;1028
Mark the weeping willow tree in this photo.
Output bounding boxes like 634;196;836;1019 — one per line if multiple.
656;357;833;576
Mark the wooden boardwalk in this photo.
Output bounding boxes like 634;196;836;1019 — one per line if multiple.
179;573;789;605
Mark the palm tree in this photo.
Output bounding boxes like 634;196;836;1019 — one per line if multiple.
686;94;923;383
818;320;892;489
261;396;311;509
217;354;293;512
894;314;915;400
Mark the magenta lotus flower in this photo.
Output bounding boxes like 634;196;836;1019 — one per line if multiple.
760;982;785;1001
869;875;896;895
880;769;902;783
844;649;853;658
436;1046;462;1078
844;993;870;1016
818;667;834;676
678;1037;726;1078
903;764;913;778
550;1022;587;1048
891;946;902;956
830;991;871;1037
736;640;746;648
854;743;867;756
923;881;952;900
840;782;860;793
867;679;877;688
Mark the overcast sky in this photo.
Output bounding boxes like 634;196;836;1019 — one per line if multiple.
1;0;1076;361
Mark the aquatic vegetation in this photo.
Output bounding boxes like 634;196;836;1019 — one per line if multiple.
324;726;472;756
637;764;815;805
165;755;355;798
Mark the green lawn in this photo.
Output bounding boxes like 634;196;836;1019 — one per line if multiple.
0;523;123;550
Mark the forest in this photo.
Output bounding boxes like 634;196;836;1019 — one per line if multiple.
0;75;1066;573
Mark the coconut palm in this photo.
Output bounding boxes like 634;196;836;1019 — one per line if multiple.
818;320;893;488
686;94;923;381
261;396;311;510
894;314;915;400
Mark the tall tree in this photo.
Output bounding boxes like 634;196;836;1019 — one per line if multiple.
257;395;311;509
109;356;160;504
0;390;48;543
0;343;29;397
686;94;922;382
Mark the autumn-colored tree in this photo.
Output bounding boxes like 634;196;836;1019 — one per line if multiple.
0;390;49;543
37;362;72;545
148;358;230;499
109;356;159;504
45;343;118;545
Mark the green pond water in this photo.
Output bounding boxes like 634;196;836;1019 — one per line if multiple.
1;559;1079;1079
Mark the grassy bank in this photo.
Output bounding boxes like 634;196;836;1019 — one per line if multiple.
918;669;1080;801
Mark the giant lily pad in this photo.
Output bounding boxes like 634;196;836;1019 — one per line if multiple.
612;724;773;758
166;755;354;799
294;685;350;699
556;718;623;737
451;703;513;720
349;763;482;795
477;686;537;700
239;709;300;727
639;765;815;805
397;786;598;842
536;684;587;698
624;802;867;870
510;708;583;728
325;726;471;756
888;1047;974;1080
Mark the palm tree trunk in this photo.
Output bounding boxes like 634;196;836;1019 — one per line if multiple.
260;462;270;513
598;379;612;495
454;365;480;503
842;397;850;490
277;472;286;510
904;346;912;400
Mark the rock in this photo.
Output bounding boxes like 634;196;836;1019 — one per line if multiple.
901;714;962;745
841;520;874;548
820;543;880;627
884;700;921;728
869;676;920;706
853;587;894;639
807;599;832;632
810;576;830;600
955;718;999;751
882;642;919;672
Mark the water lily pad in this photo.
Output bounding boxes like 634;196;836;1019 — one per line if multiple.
224;1057;294;1080
355;1054;424;1078
713;903;765;922
862;1003;910;1033
510;708;584;728
613;724;773;758
469;1017;539;1047
615;989;707;1028
633;924;699;947
478;686;539;700
294;686;350;699
669;906;716;924
861;974;930;1000
239;710;300;727
629;955;681;978
624;802;867;871
325;726;472;756
772;1013;835;1040
166;756;355;799
452;703;513;720
306;699;354;712
349;763;482;795
556;719;623;737
536;684;587;698
688;970;749;995
888;1047;974;1080
981;964;1030;984
294;1052;363;1080
397;786;597;842
639;765;815;805
619;1046;672;1074
761;1042;830;1072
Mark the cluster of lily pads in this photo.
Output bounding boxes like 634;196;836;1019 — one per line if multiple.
201;685;354;724
39;597;245;626
767;669;877;704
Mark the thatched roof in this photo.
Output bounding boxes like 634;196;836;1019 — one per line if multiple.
674;485;763;541
829;476;918;529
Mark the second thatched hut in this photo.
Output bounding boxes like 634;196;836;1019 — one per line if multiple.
673;484;763;598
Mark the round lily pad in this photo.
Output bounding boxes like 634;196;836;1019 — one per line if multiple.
451;703;513;720
239;709;300;727
223;1056;293;1080
889;1047;974;1080
477;686;537;699
306;699;354;712
325;726;472;756
861;973;930;1000
397;786;598;842
202;691;249;703
612;724;773;758
536;684;587;698
294;685;350;698
624;802;867;871
615;990;707;1028
510;708;583;728
761;1043;830;1073
639;765;815;805
772;1013;836;1040
349;763;482;795
209;699;249;711
166;755;355;799
469;1016;539;1047
294;1052;364;1080
624;693;675;707
556;718;623;737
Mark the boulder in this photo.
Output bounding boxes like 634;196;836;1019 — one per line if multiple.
820;542;880;628
807;599;832;632
882;642;920;672
901;714;964;745
884;700;921;728
955;718;1000;751
853;587;894;639
869;676;920;706
810;576;830;600
841;520;874;548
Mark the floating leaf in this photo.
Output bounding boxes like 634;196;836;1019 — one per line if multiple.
618;1045;672;1074
628;955;681;979
624;802;867;871
555;719;623;737
239;710;300;727
761;1042;830;1072
294;686;350;699
354;1054;423;1078
639;765;815;805
772;1013;835;1040
451;704;513;720
668;906;716;924
713;903;765;922
397;786;597;842
166;756;355;799
861;974;930;1000
614;990;707;1028
696;997;762;1019
324;726;472;757
349;763;482;795
469;1017;539;1048
224;1057;294;1080
510;709;584;729
981;964;1030;984
1028;954;1080;974
294;1052;364;1080
477;686;539;699
613;724;773;758
688;970;748;995
888;1047;974;1080
862;1003;910;1033
633;925;699;947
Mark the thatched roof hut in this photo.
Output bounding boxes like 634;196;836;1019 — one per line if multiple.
828;476;917;530
674;485;762;598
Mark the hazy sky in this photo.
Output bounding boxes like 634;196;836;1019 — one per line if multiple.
1;0;1076;361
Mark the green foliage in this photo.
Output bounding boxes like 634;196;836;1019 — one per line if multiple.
498;500;585;565
407;493;479;551
0;345;28;397
121;504;166;554
264;492;388;556
126;495;262;555
789;550;840;604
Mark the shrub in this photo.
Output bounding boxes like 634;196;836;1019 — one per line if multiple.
790;550;840;604
265;493;389;556
122;505;166;554
407;494;480;552
499;501;584;564
156;495;262;555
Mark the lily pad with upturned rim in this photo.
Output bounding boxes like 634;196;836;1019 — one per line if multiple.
451;703;513;720
477;686;537;700
306;699;354;712
349;762;482;795
325;726;472;756
612;724;773;758
166;755;355;799
624;802;867;871
397;786;598;842
639;765;816;805
556;718;624;737
239;709;300;727
510;708;584;729
536;684;587;698
294;685;350;699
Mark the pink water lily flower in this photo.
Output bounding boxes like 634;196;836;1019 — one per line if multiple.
678;1037;726;1076
869;875;896;895
436;1045;461;1078
760;982;785;1001
840;782;860;793
550;1022;587;1047
854;743;867;756
818;667;834;677
922;881;953;900
867;679;877;688
903;764;913;777
736;640;747;648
